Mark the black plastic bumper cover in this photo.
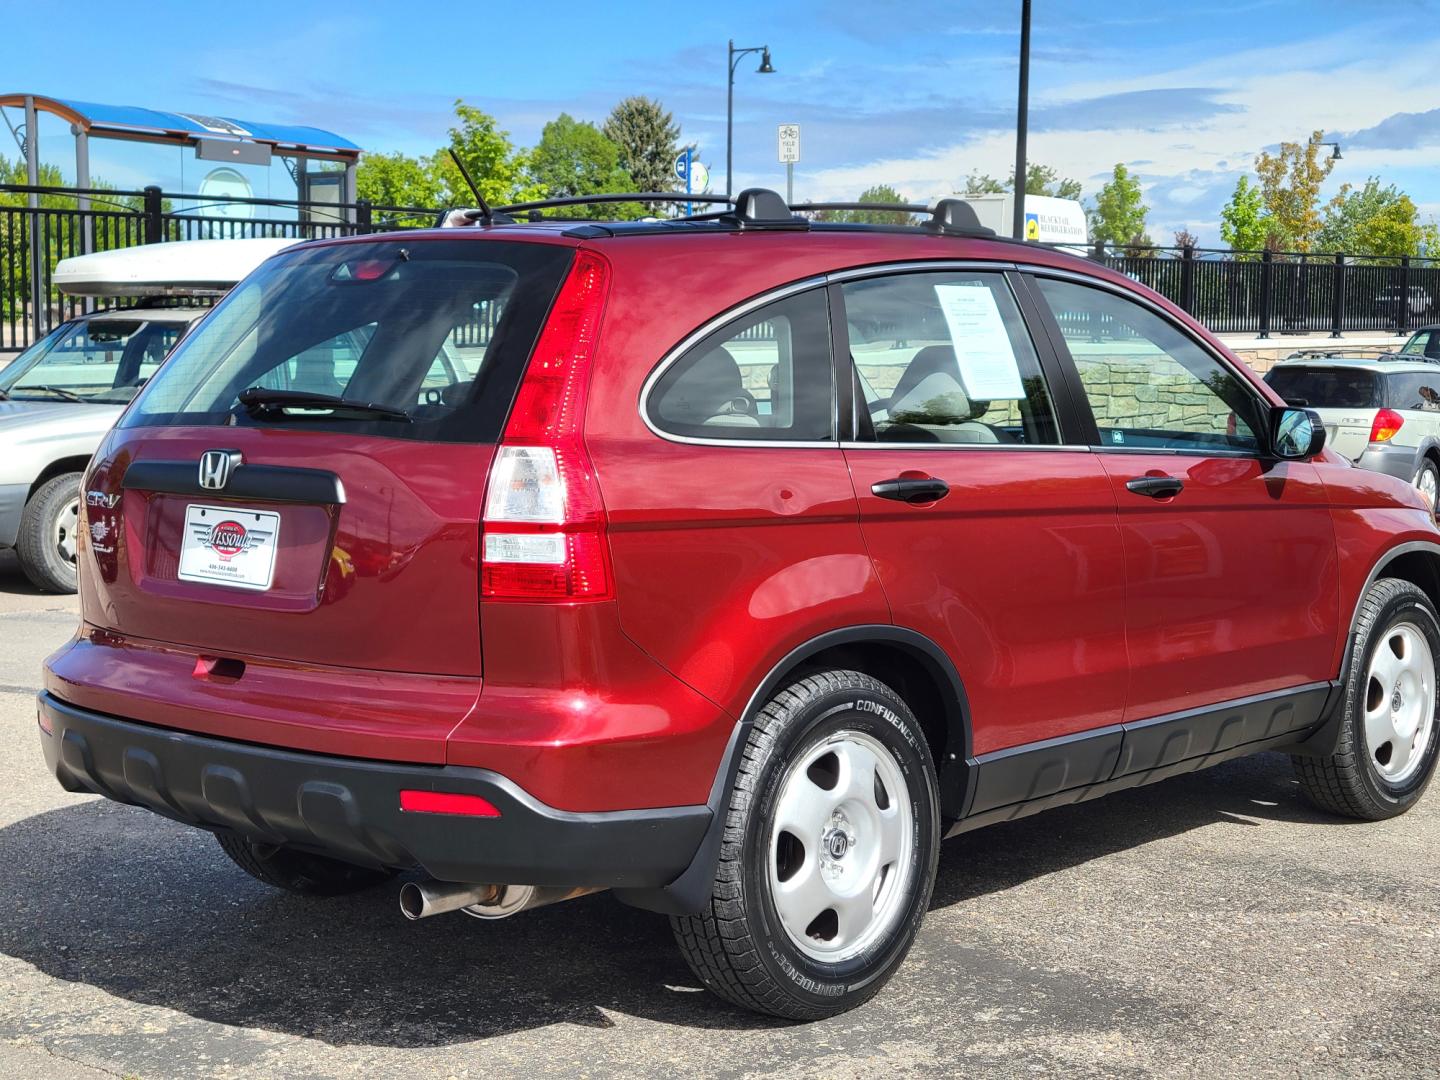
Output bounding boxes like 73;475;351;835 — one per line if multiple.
38;692;711;890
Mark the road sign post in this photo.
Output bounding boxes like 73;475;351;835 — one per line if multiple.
675;148;693;217
777;124;800;205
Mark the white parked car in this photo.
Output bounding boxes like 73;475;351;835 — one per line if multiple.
0;238;294;592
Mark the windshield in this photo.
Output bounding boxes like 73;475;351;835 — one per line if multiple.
1265;366;1381;408
122;239;571;443
0;317;186;403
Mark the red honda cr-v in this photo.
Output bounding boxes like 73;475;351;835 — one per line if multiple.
39;190;1440;1020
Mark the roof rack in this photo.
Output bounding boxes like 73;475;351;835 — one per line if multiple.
435;187;999;239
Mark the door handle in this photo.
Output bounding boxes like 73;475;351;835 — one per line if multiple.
1125;475;1184;499
871;477;951;504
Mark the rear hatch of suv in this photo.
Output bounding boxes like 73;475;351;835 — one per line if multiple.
1265;364;1383;461
68;235;575;755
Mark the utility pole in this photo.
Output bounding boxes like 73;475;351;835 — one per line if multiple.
1012;0;1032;240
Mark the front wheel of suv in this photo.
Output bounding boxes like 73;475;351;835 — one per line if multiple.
671;670;940;1020
1294;578;1440;820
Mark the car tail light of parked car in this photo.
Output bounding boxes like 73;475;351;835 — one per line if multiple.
481;250;612;600
1371;408;1405;443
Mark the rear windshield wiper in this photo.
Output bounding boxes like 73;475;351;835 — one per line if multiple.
14;384;84;402
237;387;412;423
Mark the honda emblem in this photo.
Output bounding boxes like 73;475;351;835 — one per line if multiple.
198;450;242;490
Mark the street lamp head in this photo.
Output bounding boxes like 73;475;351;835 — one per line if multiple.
1331;144;1343;161
757;47;775;74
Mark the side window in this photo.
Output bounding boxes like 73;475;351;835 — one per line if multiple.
1400;331;1433;358
1393;373;1440;412
1035;277;1263;453
648;288;834;441
842;271;1059;445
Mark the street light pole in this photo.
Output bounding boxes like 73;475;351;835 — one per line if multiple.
726;39;774;198
1012;0;1032;240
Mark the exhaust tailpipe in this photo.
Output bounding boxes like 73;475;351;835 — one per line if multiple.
399;880;502;920
399;880;602;921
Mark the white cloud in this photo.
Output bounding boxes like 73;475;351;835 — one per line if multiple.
740;20;1440;245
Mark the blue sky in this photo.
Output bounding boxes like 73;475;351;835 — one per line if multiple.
3;0;1437;243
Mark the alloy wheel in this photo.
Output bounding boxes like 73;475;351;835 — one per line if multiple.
768;729;914;963
54;497;80;567
1363;621;1437;785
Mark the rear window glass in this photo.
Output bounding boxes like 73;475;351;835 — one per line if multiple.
122;239;571;443
1265;367;1381;409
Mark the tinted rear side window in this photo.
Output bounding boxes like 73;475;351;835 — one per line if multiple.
122;239;571;443
1264;367;1381;408
1388;372;1440;411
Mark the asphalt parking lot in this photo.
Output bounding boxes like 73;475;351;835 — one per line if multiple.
0;553;1437;1078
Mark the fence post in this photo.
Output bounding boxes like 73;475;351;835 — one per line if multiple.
1398;256;1412;335
355;199;373;235
142;185;164;244
1180;244;1196;314
1329;253;1345;338
1258;249;1274;339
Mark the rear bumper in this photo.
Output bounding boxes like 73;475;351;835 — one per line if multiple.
38;691;711;890
1355;442;1418;482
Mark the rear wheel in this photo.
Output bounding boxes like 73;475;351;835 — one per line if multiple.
1413;458;1438;515
671;670;939;1020
15;471;82;593
1294;578;1440;819
214;831;394;896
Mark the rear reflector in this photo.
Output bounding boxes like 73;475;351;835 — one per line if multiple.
399;790;501;817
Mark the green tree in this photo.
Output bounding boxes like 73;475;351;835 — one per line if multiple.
354;150;444;210
528;114;641;219
814;184;916;224
1088;163;1150;248
602;97;680;210
962;163;1082;200
1254;131;1336;251
431;100;544;209
1316;177;1436;257
1219;175;1268;255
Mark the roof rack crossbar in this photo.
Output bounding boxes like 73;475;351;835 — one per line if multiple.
494;192;735;215
790;202;930;214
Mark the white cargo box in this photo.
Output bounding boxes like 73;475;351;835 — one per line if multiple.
53;237;298;297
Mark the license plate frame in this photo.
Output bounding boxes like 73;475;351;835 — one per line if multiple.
177;504;281;591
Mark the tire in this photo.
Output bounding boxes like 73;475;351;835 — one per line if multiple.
671;670;940;1020
214;831;394;896
15;471;82;593
1414;458;1439;517
1293;578;1440;820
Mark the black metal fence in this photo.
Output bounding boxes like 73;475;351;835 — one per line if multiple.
0;184;431;350
1085;242;1440;338
5;182;1439;352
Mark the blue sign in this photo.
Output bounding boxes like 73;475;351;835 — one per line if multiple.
674;151;691;182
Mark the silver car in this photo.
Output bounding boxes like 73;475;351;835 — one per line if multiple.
0;306;206;591
1265;357;1440;510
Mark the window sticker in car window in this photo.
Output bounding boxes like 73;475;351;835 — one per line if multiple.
932;284;1025;399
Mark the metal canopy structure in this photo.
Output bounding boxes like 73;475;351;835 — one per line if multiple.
0;92;361;213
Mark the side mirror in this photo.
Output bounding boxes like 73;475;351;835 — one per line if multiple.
1272;406;1326;460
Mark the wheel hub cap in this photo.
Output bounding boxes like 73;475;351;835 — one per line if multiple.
768;729;915;963
1364;621;1437;784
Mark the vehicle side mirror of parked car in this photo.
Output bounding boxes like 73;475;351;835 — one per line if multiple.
1272;406;1326;460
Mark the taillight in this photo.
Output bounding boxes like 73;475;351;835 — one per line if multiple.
481;250;612;601
1370;408;1405;443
